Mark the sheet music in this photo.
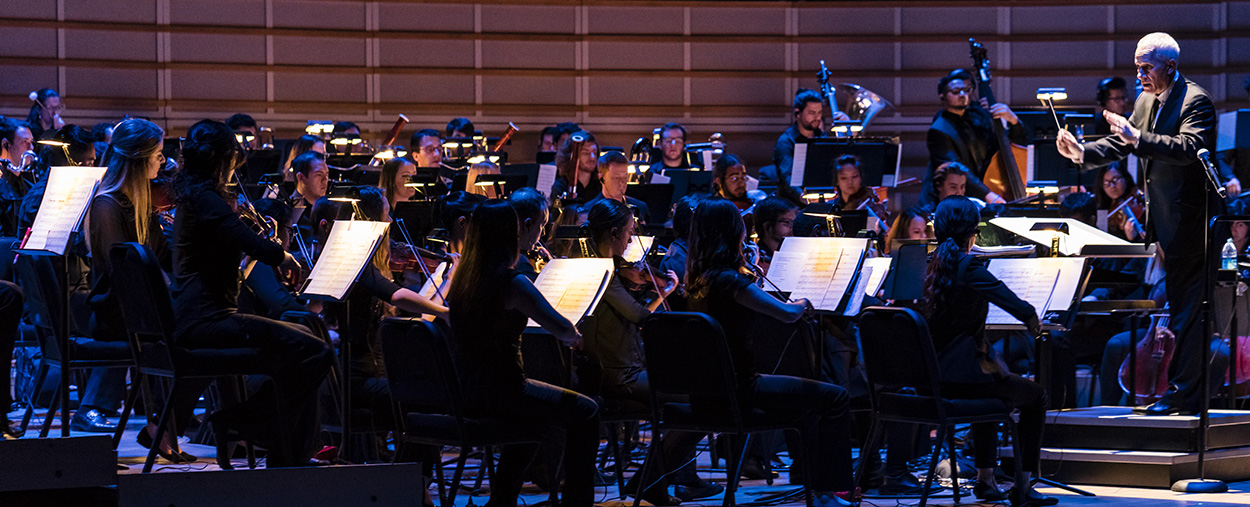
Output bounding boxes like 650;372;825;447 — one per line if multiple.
985;258;1084;325
300;220;389;300
842;266;873;317
989;217;1146;257
702;150;714;172
766;237;867;312
790;143;808;187
861;257;892;296
23;166;107;256
417;262;449;304
650;172;671;184
622;236;655;263
746;175;759;192
537;163;558;198
527;258;614;328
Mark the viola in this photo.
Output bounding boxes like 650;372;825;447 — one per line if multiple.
1107;189;1146;241
388;239;446;275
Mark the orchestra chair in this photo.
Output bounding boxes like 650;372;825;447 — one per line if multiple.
109;243;274;473
637;312;816;507
16;255;135;444
380;317;548;507
856;306;1027;507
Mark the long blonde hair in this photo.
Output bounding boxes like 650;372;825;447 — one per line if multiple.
96;118;163;246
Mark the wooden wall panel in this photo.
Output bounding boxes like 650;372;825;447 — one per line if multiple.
64;29;157;62
1011;6;1108;35
171;70;268;101
690;42;786;71
65;68;157;99
586;6;684;35
379;39;475;68
378;74;475;105
482;75;575;105
171;33;267;64
797;7;896;36
273;72;367;103
799;42;895;72
6;0;55;20
482;40;576;69
64;0;156;23
900;7;997;36
170;0;266;27
1229;38;1250;66
589;41;684;70
1115;4;1218;33
589;76;682;106
273;36;367;66
690;7;786;35
0;66;59;98
0;27;57;59
273;1;367;30
377;3;474;32
690;77;786;106
1011;41;1109;70
480;4;577;33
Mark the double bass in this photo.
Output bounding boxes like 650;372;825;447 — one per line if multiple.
969;39;1029;202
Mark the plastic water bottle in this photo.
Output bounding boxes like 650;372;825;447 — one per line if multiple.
1222;237;1238;270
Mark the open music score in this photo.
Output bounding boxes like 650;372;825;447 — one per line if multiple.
298;220;389;301
537;163;557;198
622;236;655;263
20;166;107;256
767;237;868;313
418;261;449;304
989;217;1155;258
789;143;809;187
861;257;892;297
986;257;1087;329
527;258;614;328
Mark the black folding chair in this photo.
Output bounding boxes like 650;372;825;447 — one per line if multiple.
16;255;134;444
637;311;816;507
856;306;1028;507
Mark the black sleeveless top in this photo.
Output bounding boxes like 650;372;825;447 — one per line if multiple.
448;269;530;413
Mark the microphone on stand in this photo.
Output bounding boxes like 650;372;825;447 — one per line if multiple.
1197;148;1226;199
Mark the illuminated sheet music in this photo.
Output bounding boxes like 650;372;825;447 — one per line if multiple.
989;217;1152;257
790;143;808;187
22;166;107;256
622;236;655;263
861;257;892;296
537;164;558;198
766;237;867;312
527;258;614;328
842;265;874;317
985;257;1085;326
417;262;449;304
300;220;389;300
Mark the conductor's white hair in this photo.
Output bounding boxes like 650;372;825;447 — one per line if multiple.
1136;32;1180;63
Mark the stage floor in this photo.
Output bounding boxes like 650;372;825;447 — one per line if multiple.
9;406;1250;506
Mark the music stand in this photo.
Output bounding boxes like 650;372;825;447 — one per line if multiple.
471;174;527;196
17;166;108;437
404;170;440;201
881;241;933;301
392;201;437;245
501;163;540;188
625;184;675;225
791;137;900;188
660;170;715;204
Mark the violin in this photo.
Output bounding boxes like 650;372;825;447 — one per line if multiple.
1107;189;1146;241
388;239;444;274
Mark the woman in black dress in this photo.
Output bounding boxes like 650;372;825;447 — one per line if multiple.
446;199;598;507
172;119;332;468
921;196;1053;505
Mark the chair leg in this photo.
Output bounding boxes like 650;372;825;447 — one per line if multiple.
724;434;750;507
434;447;451;507
40;381;62;439
853;418;884;491
143;380;180;474
60;362;71;438
613;426;630;499
448;447;469;502
113;370;140;449
631;431;662;507
946;427;961;503
21;363;49;433
918;425;947;507
1007;421;1028;507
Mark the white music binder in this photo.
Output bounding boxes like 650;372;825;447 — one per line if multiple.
19;166;107;256
298;220;389;301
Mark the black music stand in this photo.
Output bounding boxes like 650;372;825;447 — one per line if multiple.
471;173;527;197
793;137;900;188
661;170;715;204
501;163;540;188
625;184;675;225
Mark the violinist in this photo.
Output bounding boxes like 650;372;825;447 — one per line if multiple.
584;151;649;224
550;130;600;203
26;88;65;140
712;154;754;211
659;193;706;294
379;156;417;206
751;196;798;275
435;190;484;257
829;154;888;228
685;198;855;507
508;187;550;281
171;119;331;468
881;207;933;255
578;199;715;506
0;118;34;237
311;188;449;437
287;151;329;247
81;119;173;448
238;198;308;320
1094;165;1145;241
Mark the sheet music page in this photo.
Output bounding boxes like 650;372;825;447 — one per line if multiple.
989;217;1134;256
843;266;873;316
861;257;892;296
301;220;389;300
527;258;614;328
622;236;655;263
24;166;107;255
417;262;449;303
771;237;867;311
790;143;808;187
985;258;1063;325
1049;257;1087;314
650;172;671;184
537;163;558;198
746;175;759;192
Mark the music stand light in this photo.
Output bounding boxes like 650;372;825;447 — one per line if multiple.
36;139;78;167
1037;87;1068;132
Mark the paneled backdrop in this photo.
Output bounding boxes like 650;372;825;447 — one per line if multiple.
2;0;1248;182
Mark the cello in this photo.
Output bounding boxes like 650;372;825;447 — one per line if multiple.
968;39;1029;202
1118;314;1173;405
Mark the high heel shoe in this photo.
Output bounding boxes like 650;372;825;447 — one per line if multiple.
137;427;196;464
972;480;1009;502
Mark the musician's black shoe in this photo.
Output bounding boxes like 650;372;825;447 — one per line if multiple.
70;409;117;433
2;418;25;439
1135;400;1196;416
879;473;943;496
673;479;723;501
1009;486;1059;506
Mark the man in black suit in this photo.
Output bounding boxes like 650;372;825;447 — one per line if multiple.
925;69;1024;206
1057;32;1221;415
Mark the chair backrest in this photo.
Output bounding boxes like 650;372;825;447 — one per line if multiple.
15;255;66;362
379;317;458;417
108;243;175;343
856;306;943;396
640;312;738;399
749;317;818;379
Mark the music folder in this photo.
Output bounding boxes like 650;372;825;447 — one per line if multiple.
765;237;868;314
527;258;614;328
19;166;108;256
298;220;390;301
985;257;1089;331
